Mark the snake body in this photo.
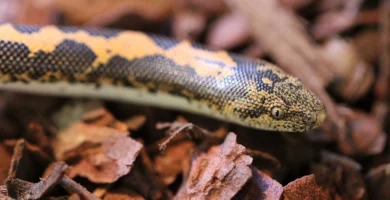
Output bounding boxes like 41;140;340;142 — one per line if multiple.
0;23;325;132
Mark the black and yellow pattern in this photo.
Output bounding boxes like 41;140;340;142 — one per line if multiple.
0;23;326;132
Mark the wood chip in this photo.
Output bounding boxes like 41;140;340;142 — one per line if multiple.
234;167;283;200
6;162;68;200
311;151;366;199
174;132;253;200
366;163;390;200
283;174;331;200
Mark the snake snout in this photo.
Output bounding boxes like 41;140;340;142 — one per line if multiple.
313;108;326;128
307;102;327;129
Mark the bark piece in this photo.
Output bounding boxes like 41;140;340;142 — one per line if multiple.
0;185;12;200
174;132;253;200
6;139;51;183
283;174;331;200
120;149;172;200
234;167;283;200
207;11;251;49
311;151;366;199
337;106;386;156
0;144;12;184
6;162;68;200
246;149;281;171
366;163;390;200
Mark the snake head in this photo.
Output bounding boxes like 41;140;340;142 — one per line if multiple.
262;75;326;132
227;64;326;132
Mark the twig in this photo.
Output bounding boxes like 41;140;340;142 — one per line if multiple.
60;176;99;200
156;122;211;151
7;139;24;178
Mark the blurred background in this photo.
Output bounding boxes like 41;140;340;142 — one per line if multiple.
0;0;389;199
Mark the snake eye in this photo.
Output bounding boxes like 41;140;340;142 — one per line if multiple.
271;107;284;119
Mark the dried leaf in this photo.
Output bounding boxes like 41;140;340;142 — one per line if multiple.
172;10;207;40
51;101;103;130
0;0;55;24
280;0;314;10
53;118;142;183
374;0;390;106
184;0;225;13
0;117;19;140
52;122;129;159
352;30;379;64
125;115;147;131
82;108;128;132
207;11;251;49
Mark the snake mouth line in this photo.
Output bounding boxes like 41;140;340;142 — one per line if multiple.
313;106;326;112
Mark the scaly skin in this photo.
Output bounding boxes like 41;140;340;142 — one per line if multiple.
0;23;326;132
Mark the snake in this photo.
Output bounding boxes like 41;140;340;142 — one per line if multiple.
0;23;326;132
